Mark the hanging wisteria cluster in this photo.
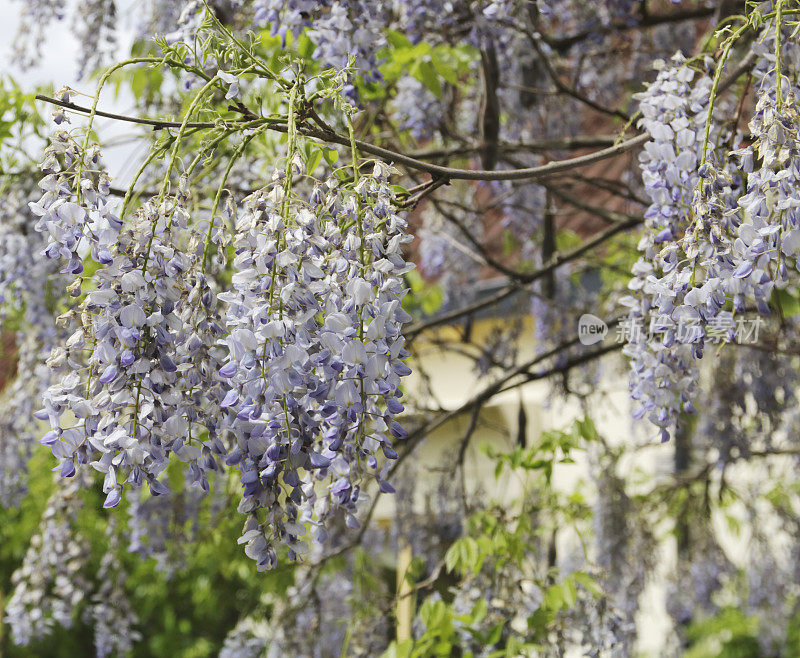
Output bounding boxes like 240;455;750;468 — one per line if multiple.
85;522;141;658
591;460;656;655
0;180;66;505
417;182;482;307
219;157;413;567
126;481;209;573
6;34;417;575
0;331;59;506
621;54;715;442
4;475;91;646
623;20;800;441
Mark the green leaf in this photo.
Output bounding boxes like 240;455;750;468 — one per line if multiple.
486;621;505;645
444;537;484;575
411;60;442;98
381;639;414;658
573;571;603;597
494;460;505;479
773;287;800;318
323;147;340;165
528;607;549;636
575;417;598;442
555;229;581;251
430;49;459;85
544;582;563;610
297;33;315;59
419;284;443;316
562;577;577;607
386;30;412;49
445;542;461;574
390;42;431;67
306;147;323;174
470;598;488;625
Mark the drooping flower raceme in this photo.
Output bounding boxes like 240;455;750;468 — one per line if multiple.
0;181;66;507
0;181;63;317
622;54;716;441
38;187;229;507
85;522;141;658
4;475;91;645
390;75;442;140
27;78;415;572
30;90;121;277
417;182;482;308
0;329;63;507
220;159;413;568
127;480;211;575
623;29;800;442
32;103;229;508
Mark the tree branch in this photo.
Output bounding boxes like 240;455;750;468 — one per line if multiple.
35;92;649;182
542;6;719;52
393;338;622;473
408;135;623;161
406;213;640;337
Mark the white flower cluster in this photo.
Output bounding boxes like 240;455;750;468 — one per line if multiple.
30;90;121;277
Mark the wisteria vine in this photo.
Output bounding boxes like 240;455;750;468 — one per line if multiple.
5;1;800;656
